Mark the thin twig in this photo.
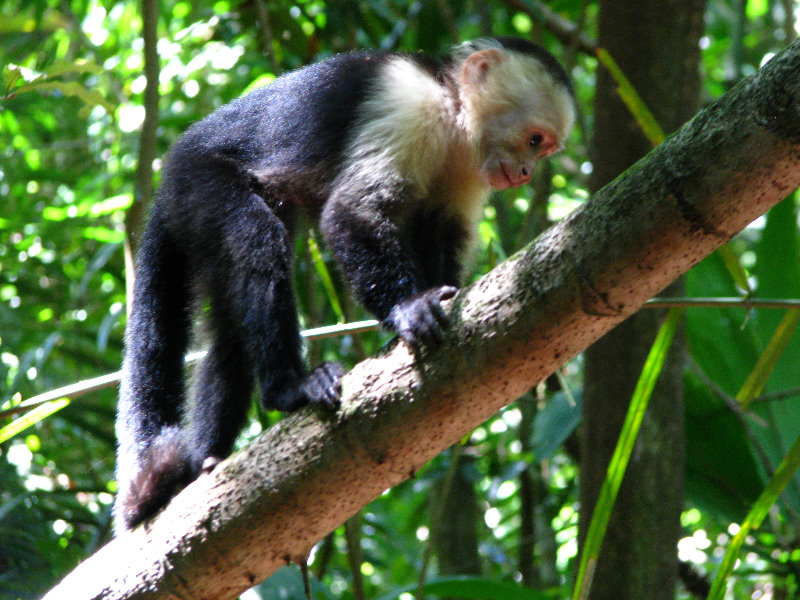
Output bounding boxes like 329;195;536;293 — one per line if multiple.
7;295;800;414
502;0;596;54
645;297;800;310
3;320;380;415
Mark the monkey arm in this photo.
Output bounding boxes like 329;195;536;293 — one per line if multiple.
320;181;455;349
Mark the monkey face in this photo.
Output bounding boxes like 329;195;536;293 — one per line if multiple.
478;112;562;190
460;51;574;191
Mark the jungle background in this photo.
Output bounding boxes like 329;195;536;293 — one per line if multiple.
2;1;800;599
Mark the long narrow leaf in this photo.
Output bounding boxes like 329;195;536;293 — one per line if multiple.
716;244;753;294
0;399;71;444
572;308;682;600
307;232;346;323
15;80;115;112
707;431;800;600
737;309;800;409
596;48;665;147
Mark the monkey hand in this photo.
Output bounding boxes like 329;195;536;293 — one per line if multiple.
302;361;345;410
385;285;457;351
270;362;345;412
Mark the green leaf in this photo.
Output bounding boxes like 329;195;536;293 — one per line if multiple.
0;399;71;444
253;565;333;600
42;206;71;221
421;577;556;600
684;373;761;521
684;253;765;521
754;194;800;302
81;227;125;243
737;309;800;408
5;63;42;83
2;64;23;91
716;243;752;294
532;390;582;461
15;80;115;113
596;48;665;147
750;194;800;513
746;0;768;19
707;431;800;600
42;59;105;78
90;194;133;216
308;232;345;323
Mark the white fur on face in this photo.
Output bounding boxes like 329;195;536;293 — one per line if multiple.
466;52;575;157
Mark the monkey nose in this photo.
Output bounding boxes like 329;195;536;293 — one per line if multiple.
508;164;532;187
491;161;534;189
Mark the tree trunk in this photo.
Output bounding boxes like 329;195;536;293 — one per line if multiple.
433;451;482;578
580;1;706;598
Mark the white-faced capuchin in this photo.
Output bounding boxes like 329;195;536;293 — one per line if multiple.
115;37;576;533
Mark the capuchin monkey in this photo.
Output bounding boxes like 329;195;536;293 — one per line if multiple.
115;37;575;532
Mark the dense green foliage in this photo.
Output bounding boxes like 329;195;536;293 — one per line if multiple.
1;1;799;599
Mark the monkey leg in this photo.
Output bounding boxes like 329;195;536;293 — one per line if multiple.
190;187;341;415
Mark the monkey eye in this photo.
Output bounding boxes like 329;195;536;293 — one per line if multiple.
529;133;544;148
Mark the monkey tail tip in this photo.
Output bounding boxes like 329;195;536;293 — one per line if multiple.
115;427;197;533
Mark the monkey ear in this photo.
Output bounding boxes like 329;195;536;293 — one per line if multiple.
460;48;505;88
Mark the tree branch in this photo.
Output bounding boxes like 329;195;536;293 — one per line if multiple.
503;0;597;54
44;39;800;600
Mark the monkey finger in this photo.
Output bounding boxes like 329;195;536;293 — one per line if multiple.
424;309;446;344
320;361;346;385
398;326;421;351
305;362;344;410
426;296;450;330
437;285;458;301
412;307;445;347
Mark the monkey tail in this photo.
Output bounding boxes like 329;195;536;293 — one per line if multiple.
115;426;195;530
115;208;195;533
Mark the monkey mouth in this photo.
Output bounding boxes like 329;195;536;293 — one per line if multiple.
500;163;518;188
485;161;515;189
496;162;531;189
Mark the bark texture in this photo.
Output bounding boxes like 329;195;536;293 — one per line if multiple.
44;39;800;600
579;1;705;598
